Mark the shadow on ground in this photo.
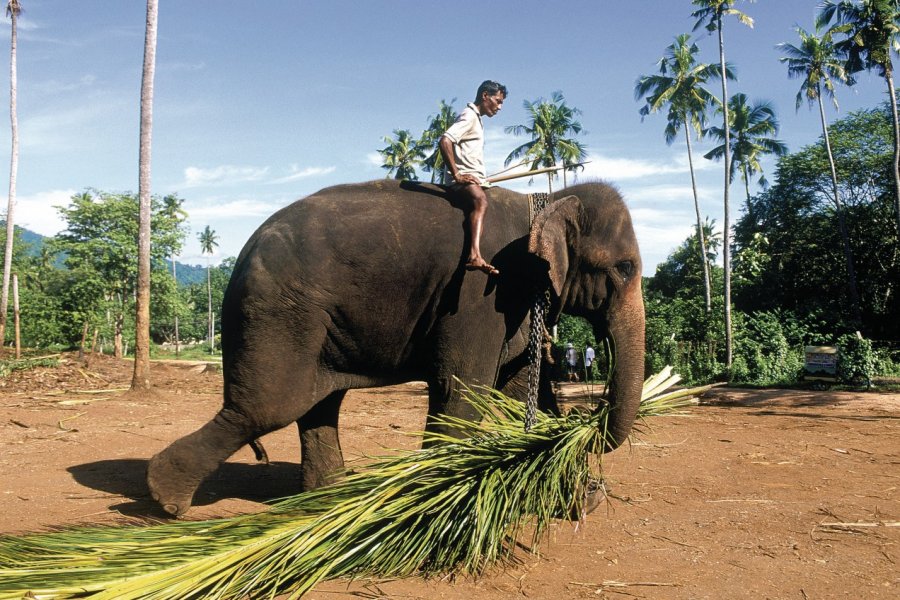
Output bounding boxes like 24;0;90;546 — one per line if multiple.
68;459;303;519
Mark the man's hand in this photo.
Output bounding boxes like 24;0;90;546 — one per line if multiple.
454;173;480;185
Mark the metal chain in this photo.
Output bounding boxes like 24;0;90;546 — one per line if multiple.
525;287;550;431
525;192;552;431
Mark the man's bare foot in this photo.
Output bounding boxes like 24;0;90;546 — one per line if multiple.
465;258;500;276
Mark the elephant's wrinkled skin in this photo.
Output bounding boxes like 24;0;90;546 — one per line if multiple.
147;179;644;516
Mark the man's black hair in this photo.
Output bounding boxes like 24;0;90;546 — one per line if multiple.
475;80;507;102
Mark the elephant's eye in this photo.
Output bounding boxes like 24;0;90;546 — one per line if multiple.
615;260;634;281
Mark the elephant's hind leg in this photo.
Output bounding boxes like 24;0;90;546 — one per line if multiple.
147;406;256;516
298;390;347;490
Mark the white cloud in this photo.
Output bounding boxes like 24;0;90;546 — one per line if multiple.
20;97;125;152
181;165;271;188
161;61;206;73
12;189;74;236
30;74;97;97
635;221;695;273
366;152;383;168
187;197;280;219
579;155;687;181
180;164;339;189
269;165;336;185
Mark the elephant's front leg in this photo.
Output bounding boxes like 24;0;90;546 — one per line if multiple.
496;355;561;416
423;373;489;446
298;390;347;490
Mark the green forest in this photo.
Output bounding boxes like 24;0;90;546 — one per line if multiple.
2;0;900;389
372;1;900;388
0;190;230;359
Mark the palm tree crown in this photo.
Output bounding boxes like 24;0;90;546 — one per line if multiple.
418;99;457;183
504;91;587;190
199;225;218;256
691;0;754;32
635;33;731;144
778;24;852;110
378;129;424;181
818;0;900;77
704;93;787;189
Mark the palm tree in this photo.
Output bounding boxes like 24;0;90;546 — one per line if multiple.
703;93;788;222
0;0;21;354
818;0;900;237
779;24;862;326
691;0;754;370
132;0;158;391
418;99;457;183
378;129;425;181
504;91;587;194
635;33;734;313
198;225;218;353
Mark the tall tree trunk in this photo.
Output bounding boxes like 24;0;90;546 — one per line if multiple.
717;17;734;370
885;64;900;239
743;163;753;223
132;0;158;391
172;255;179;357
114;311;124;359
685;126;712;313
818;93;862;326
79;321;89;359
12;272;19;359
0;4;19;354
207;261;213;353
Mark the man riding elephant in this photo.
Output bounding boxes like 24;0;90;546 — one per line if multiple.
439;79;507;276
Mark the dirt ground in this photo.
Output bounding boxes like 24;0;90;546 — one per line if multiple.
1;354;898;599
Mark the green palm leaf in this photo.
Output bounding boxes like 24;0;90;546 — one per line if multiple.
0;371;710;599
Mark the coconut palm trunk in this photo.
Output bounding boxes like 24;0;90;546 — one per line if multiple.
0;0;21;354
885;64;900;238
685;126;713;312
132;0;158;390
716;15;734;369
817;83;862;325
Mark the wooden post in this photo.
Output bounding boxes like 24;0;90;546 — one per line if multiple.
12;273;20;359
172;256;180;357
79;321;89;359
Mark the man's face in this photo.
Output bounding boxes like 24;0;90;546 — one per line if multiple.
481;92;505;117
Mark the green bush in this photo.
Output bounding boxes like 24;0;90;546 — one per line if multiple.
837;334;875;386
732;311;803;386
873;347;900;377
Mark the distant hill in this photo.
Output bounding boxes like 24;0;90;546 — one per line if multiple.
166;260;208;287
4;223;214;288
18;227;44;253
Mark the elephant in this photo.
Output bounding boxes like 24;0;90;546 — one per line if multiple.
147;179;645;516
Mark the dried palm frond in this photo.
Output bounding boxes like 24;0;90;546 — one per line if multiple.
0;369;710;600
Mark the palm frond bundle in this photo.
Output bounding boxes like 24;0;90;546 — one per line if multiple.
0;370;709;600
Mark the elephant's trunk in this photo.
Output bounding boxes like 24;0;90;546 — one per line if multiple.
596;279;645;451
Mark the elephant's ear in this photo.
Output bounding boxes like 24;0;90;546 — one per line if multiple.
528;195;583;298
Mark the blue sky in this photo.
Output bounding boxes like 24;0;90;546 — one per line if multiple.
0;1;891;272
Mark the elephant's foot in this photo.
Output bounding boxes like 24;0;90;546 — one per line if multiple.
300;459;345;491
555;476;607;521
146;448;206;517
582;476;607;515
